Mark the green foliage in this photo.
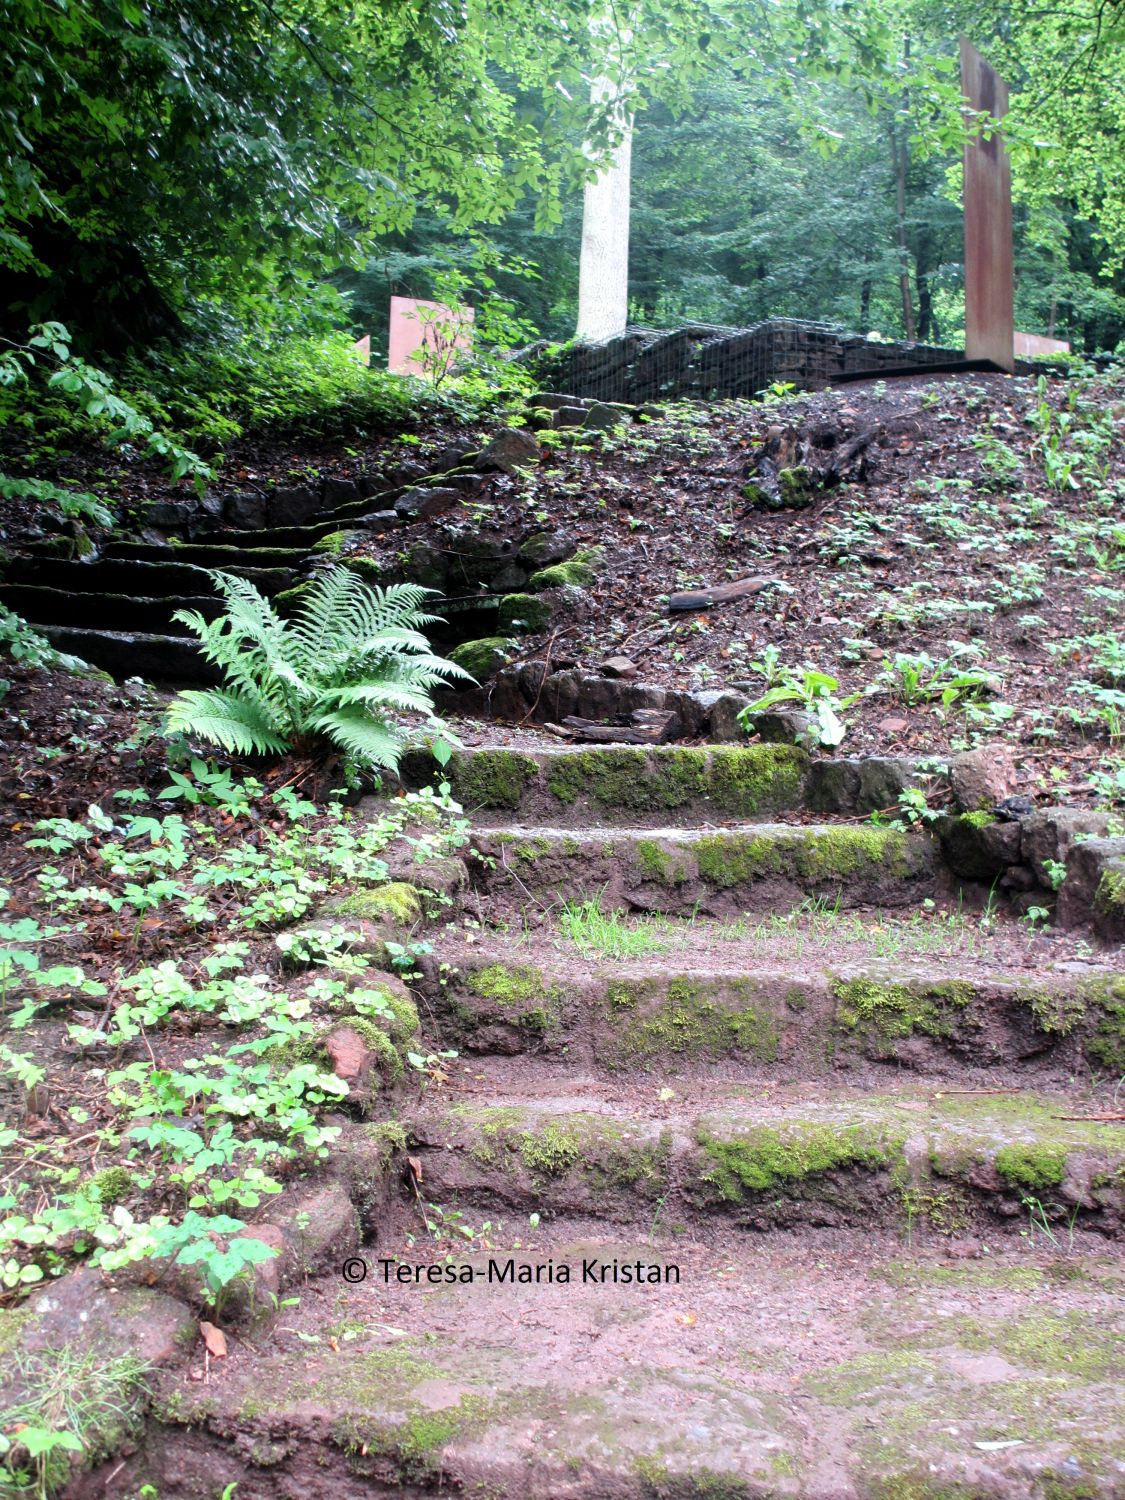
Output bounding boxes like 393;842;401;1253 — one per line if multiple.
164;568;470;769
739;668;858;750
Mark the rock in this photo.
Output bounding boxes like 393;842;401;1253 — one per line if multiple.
805;758;920;816
448;637;513;683
394;486;462;521
1022;808;1117;886
518;530;576;567
324;1026;374;1083
746;709;814;746
937;814;1022;883
490;560;530;592
1056;835;1125;939
24;1270;194;1365
143;500;197;528
358;509;403;534
224;491;268;529
948;744;1017;812
402;542;448;590
479;427;540;474
497;593;554;634
322;477;360;506
995;795;1034;822
583;401;625;431
387;459;428;487
529;392;586;412
601;656;637;678
553;404;592;428
701;690;751;743
528;547;603;592
269;484;320;527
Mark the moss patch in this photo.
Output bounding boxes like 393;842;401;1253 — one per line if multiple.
497;593;554;634
527;546;604;591
1087;997;1125;1073
447;750;538;810
312;529;360;555
833;976;974;1054
333;882;423;927
541;745;807;817
600;977;779;1068
467;962;561;1035
695;1120;898;1201
695;826;915;888
448;637;511;683
994;1143;1068;1193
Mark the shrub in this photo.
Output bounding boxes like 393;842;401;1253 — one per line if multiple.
163;568;470;769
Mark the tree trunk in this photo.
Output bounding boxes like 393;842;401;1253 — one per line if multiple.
576;80;633;342
892;121;917;341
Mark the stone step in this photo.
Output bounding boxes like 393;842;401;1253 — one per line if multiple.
133;1232;1125;1499
403;743;928;823
426;942;1125;1081
0;585;220;634
471;822;936;913
19;556;293;597
41;626;218;683
104;540;312;568
403;1076;1125;1236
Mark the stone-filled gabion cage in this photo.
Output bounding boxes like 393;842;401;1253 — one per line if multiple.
520;318;1047;405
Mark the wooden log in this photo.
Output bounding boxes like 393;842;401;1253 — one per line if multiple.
559;709;680;743
669;575;775;612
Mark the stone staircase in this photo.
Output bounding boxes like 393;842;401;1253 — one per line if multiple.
130;742;1125;1499
1;452;510;681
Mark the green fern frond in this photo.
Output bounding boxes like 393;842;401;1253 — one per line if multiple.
309;706;408;770
163;689;290;755
166;564;461;768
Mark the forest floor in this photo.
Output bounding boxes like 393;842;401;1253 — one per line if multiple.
346;368;1123;802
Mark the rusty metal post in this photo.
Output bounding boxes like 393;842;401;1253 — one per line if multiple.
961;38;1014;372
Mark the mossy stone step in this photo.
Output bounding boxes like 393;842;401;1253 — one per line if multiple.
400;743;813;823
105;541;312;568
40;626;218;683
137;1236;1125;1498
21;556;294;596
473;822;934;912
0;585;220;634
404;1086;1125;1235
431;952;1125;1079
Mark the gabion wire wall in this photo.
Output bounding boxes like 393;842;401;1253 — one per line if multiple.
523;318;1037;404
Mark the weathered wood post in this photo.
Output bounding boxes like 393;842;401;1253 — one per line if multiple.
960;38;1015;373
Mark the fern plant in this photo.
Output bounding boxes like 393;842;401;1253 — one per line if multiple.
164;568;471;769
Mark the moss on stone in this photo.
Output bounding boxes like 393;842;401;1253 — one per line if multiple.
89;1165;133;1206
635;838;690;884
540;744;808;818
994;1142;1067;1193
273;582;313;613
312;529;359;556
448;636;511;682
600;977;779;1068
448;750;538;810
1087;998;1125;1073
706;745;809;815
833;976;973;1052
527;546;604;592
497;593;554;634
696;1121;898;1201
695;826;914;888
779;465;813;506
635;1457;754;1499
518;1121;583;1178
334;882;423;927
468;962;560;1034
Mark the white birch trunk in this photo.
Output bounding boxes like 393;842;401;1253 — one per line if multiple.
576;80;633;342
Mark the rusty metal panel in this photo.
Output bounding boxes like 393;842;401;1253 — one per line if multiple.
961;38;1014;373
